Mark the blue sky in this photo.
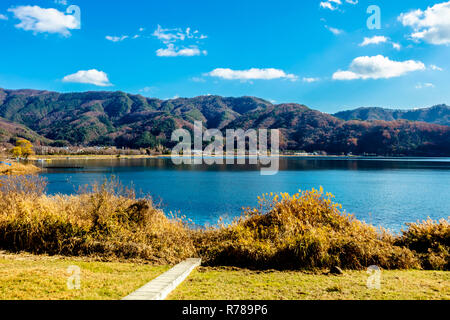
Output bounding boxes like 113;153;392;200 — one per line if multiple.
0;0;449;113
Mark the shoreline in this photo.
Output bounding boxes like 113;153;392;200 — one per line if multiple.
0;161;41;175
28;154;450;161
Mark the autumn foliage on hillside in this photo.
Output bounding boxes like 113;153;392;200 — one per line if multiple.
0;88;449;156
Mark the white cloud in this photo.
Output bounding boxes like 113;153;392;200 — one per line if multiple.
156;44;206;57
152;25;206;44
0;14;8;20
62;69;112;87
320;0;357;11
303;77;320;83
392;42;401;50
399;1;450;45
332;55;425;80
415;82;434;89
105;35;129;42
325;25;343;35
320;2;338;11
359;36;401;50
139;86;156;94
360;36;388;46
191;77;206;83
430;64;443;71
8;5;79;36
153;25;187;44
106;26;145;42
153;25;207;58
206;68;298;81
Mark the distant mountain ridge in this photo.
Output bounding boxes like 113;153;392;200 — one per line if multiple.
334;105;450;127
0;88;449;156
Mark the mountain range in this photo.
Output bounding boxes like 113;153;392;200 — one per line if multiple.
0;88;449;156
334;105;450;126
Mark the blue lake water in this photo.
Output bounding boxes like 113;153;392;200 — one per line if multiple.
38;157;450;231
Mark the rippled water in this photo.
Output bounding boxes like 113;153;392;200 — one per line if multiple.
38;157;450;231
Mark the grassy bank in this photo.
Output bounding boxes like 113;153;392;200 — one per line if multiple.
0;252;447;300
0;251;168;300
169;267;449;300
0;175;448;271
0;161;40;175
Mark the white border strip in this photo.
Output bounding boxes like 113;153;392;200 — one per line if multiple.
122;258;201;300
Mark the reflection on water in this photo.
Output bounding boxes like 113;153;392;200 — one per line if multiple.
38;157;450;231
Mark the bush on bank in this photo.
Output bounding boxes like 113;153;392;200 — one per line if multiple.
0;176;448;270
0;176;195;264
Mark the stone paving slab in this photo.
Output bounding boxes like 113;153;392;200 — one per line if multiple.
122;258;201;300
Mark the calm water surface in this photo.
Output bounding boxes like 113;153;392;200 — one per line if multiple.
38;157;450;231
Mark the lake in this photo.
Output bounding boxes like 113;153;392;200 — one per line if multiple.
38;157;450;231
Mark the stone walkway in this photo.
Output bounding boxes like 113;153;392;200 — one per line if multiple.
122;258;201;300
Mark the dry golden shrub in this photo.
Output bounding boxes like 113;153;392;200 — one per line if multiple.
197;188;422;270
0;176;448;270
396;218;449;270
0;162;41;175
0;176;195;264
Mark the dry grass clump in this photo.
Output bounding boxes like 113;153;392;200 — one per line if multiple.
396;219;449;270
0;176;448;270
197;189;433;270
0;176;195;264
0;161;41;175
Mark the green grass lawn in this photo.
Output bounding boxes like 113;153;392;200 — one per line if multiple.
1;252;448;300
168;267;450;300
0;251;169;300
